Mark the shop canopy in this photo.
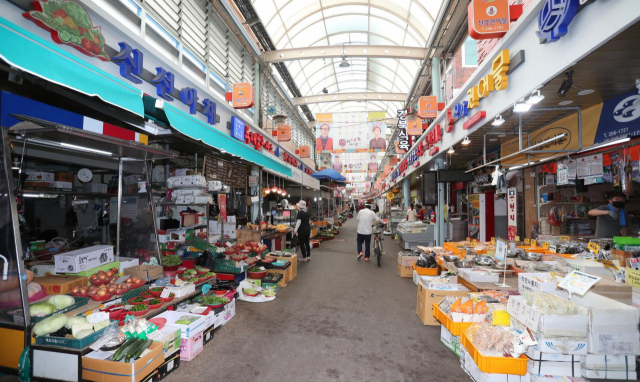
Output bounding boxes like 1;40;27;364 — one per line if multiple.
311;168;347;183
0;17;144;118
162;104;292;177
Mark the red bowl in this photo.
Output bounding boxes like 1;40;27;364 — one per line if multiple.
149;318;167;329
129;282;146;289
159;294;175;303
107;307;125;319
129;297;147;305
247;271;268;279
244;292;259;297
213;290;228;296
70;293;89;298
176;267;187;275
149;290;164;297
163;265;181;272
115;288;129;295
148;302;163;309
196;269;209;275
140;291;152;298
131;307;150;316
89;277;113;286
90;293;114;302
204;303;225;309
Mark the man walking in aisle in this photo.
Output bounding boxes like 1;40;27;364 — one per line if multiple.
356;203;383;261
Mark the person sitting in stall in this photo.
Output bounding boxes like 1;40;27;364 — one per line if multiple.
416;204;424;221
588;191;628;238
428;205;436;224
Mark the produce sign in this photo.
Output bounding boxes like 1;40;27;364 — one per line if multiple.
23;0;110;61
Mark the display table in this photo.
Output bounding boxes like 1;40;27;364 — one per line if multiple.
262;228;293;251
267;253;297;282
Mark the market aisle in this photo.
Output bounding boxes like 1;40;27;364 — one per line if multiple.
165;217;468;382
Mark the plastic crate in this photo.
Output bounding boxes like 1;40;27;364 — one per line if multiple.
121;285;149;302
34;319;117;349
214;259;243;273
432;303;473;336
460;331;528;375
413;264;438;276
216;272;246;283
31;297;89;323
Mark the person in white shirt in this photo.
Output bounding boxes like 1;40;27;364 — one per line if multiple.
407;203;417;222
357;204;385;261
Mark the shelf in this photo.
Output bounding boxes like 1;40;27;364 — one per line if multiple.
539;202;590;206
19;189;145;197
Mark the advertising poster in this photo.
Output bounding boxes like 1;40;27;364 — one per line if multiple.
507;187;517;240
315;112;387;153
333;153;380;174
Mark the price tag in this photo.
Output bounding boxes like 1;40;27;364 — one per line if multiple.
630;258;640;270
524;238;530;244
626;267;640;288
160;288;170;298
588;242;600;253
515;236;520;241
558;270;601;296
509;242;516;251
89;335;113;351
600;260;618;271
87;312;110;324
466;237;471;242
531;240;537;247
225;241;233;247
542;242;549;249
507;297;542;331
495;240;507;262
560;236;570;242
549;244;557;253
491;237;496;244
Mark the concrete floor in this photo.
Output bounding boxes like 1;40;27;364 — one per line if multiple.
164;217;468;382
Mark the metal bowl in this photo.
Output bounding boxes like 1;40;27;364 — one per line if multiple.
443;255;460;263
519;251;542;261
492;261;507;269
507;248;523;258
455;259;473;268
472;255;495;266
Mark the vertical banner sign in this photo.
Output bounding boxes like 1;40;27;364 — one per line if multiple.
418;96;438;119
232;83;254;109
219;194;227;220
507;187;517;240
468;0;511;40
230;116;245;142
299;145;310;158
396;109;410;154
277;125;291;141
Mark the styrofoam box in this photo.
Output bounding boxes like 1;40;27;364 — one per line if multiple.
527;360;581;377
587;331;640;355
581;355;637;371
528;374;586;382
581;369;637;380
54;245;114;273
518;273;563;294
529;334;587;356
526;349;582;362
413;272;436;286
565;259;621;281
460;346;525;382
26;171;54;183
458;268;500;283
52;181;72;189
508;296;589;338
164;282;196;298
180;331;203;361
116;257;139;273
156;311;207;339
571;291;639;333
166;175;206;189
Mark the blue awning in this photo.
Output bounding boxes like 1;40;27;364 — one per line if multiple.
162;104;292;177
0;17;143;117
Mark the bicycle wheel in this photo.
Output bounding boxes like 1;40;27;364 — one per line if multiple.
375;242;381;267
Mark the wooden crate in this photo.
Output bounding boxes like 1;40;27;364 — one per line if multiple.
236;229;261;245
267;268;289;287
267;254;296;282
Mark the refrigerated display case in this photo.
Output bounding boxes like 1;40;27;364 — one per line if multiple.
274;209;298;227
389;207;405;235
396;221;436;249
468;192;495;242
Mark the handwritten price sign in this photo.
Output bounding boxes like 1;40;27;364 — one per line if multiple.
507;296;541;332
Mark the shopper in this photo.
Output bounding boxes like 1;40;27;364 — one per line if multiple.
407;203;417;222
416;204;424;221
293;200;312;262
588;191;628;238
356;204;383;261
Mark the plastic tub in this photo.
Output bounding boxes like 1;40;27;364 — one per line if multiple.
432;303;473;336
413;264;439;276
90;293;114;302
460;331;528;375
247;271;268;279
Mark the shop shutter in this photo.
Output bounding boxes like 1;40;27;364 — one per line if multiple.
208;11;229;83
144;0;180;36
180;0;207;59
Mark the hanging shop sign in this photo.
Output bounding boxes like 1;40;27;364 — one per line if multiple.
507;187;517;240
468;0;510;40
267;105;276;116
407;113;422;136
537;0;581;44
23;0;110;61
418;96;438;119
203;155;248;189
463;111;487;130
277;124;291;141
230;116;245;142
230;82;255;109
299;145;310;158
219;194;227;219
396;109;410;154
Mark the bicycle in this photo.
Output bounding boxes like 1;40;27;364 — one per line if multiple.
372;222;385;267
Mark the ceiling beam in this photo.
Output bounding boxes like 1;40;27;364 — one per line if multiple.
293;92;406;105
263;45;426;63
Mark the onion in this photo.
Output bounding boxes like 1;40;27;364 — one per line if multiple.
79;286;88;294
132;277;141;284
107;286;116;294
98;273;107;281
88;289;98;296
90;274;98;281
97;289;107;296
122;284;130;291
106;271;114;278
126;278;133;284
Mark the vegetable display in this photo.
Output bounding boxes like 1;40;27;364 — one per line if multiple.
201;296;229;306
162;255;183;267
261;289;276;297
33;314;67;336
30;302;56;317
130;304;149;312
48;295;75;310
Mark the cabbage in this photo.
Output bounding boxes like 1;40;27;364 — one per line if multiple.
33;314;68;336
48;295;75;310
93;320;109;332
74;329;93;339
30;302;56;317
65;316;87;330
72;322;94;338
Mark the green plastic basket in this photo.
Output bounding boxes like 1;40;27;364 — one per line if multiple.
34;319;117;349
31;297;89;323
121;285;149;302
214;259;243;274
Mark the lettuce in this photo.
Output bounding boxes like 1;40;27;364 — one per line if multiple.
30;302;56;317
33;314;67;336
65;316;87;330
48;295;75;310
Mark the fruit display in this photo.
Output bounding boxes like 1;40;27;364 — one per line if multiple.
88;268;118;285
71;276;141;300
276;224;289;232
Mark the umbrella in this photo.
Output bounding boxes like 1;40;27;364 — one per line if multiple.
311;168;347;183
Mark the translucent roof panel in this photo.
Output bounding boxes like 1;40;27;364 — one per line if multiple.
252;0;445;116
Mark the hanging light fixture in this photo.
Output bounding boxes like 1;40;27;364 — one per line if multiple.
462;136;471;145
492;115;505;126
447;147;455;154
527;90;545;104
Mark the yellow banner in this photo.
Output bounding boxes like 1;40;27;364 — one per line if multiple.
315;113;333;123
500;103;602;165
368;111;386;122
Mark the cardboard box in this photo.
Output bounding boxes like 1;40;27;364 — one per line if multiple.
156;350;180;380
203;324;215;346
581;354;636;371
124;265;163;282
527;359;581;376
518;273;561;294
413;273;435;286
417;279;469;325
398;252;420;267
571;291;639;333
116;257;139;274
30;262;57;276
458;268;500;283
65;261;120;282
508;296;589;338
587;331;640;355
440;325;461;357
528;375;586;382
565;259;621;281
33;275;87;295
155;326;181;356
268;269;289;287
581;369;637;380
52;181;73;189
163;282;195;298
26;171;54;183
157;311;207;339
180;332;203;361
246;278;262;288
55;172;73;182
591;278;634;305
82;342;164;382
54;245;114;273
398;263;413;278
528;334;587;355
214;299;236;328
526;349;582;362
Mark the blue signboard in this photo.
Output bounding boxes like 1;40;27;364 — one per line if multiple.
594;90;640;144
231;116;245;142
537;0;580;43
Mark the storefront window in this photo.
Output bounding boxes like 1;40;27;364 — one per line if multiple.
462;36;478;67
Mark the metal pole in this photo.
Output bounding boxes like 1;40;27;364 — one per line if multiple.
518;114;523;151
116;158;123;256
254;62;261;126
145;159;162;264
577;108;583;151
483;134;487;164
